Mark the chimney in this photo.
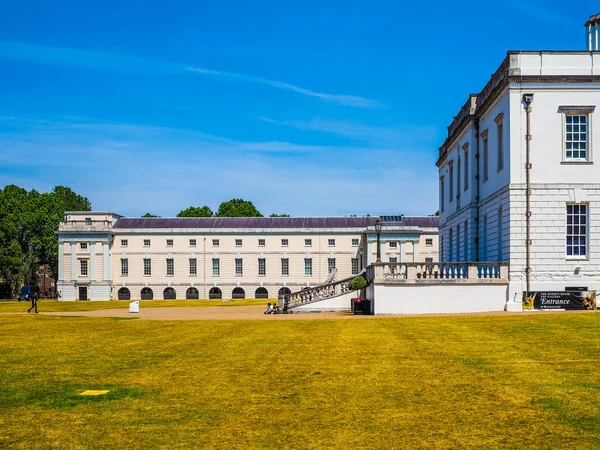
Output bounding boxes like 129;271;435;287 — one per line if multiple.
586;14;600;51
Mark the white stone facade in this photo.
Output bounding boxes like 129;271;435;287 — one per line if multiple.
437;51;600;305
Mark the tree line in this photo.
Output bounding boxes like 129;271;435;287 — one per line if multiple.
0;185;91;296
144;198;289;218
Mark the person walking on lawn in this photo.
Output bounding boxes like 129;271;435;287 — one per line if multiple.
28;286;40;314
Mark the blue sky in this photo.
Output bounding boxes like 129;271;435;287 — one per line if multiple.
0;1;597;217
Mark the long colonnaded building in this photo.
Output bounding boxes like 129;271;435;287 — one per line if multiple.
57;212;439;301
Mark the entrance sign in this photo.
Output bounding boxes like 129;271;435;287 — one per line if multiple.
523;291;597;310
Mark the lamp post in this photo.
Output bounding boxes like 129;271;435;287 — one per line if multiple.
375;218;382;262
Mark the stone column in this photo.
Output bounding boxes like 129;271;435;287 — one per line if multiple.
400;242;406;263
58;242;65;281
413;241;420;262
90;242;96;281
71;242;77;281
380;240;386;262
367;241;373;265
103;242;110;281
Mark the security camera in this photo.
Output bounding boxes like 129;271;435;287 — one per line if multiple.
522;93;534;105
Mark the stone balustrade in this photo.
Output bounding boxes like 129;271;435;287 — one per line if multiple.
368;262;509;284
59;220;114;231
282;273;361;311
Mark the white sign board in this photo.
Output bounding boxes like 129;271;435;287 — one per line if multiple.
129;301;140;313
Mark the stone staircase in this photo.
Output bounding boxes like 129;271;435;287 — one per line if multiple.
280;269;365;313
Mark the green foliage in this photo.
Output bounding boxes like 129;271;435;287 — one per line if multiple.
430;210;440;216
215;199;263;217
269;213;290;217
177;206;214;217
0;184;91;291
348;275;368;291
141;213;160;218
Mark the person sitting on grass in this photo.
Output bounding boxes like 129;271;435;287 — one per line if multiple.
264;303;272;314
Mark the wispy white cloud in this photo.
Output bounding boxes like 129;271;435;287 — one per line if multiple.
0;116;438;217
0;40;381;108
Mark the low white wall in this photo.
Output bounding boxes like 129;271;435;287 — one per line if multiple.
373;284;508;315
292;291;358;313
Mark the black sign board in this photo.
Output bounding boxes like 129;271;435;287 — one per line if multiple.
523;291;597;310
565;286;588;292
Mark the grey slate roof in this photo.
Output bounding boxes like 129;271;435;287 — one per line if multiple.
112;216;439;229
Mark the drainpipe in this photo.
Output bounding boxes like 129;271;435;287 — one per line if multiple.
474;119;480;261
523;93;534;292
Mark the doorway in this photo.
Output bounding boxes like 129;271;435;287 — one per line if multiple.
78;286;88;301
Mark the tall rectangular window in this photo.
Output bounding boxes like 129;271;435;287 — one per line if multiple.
258;258;266;276
235;258;243;276
483;215;488;261
448;228;453;262
457;153;461;194
440;176;445;213
463;144;469;191
121;258;128;276
144;258;151;276
449;164;454;202
482;131;489;181
567;204;588;257
351;258;359;274
328;258;336;273
463;220;468;261
189;258;197;276
166;258;174;276
212;258;220;276
281;258;289;276
304;258;312;276
497;208;503;261
565;115;589;160
80;259;88;276
456;224;460;262
496;115;504;171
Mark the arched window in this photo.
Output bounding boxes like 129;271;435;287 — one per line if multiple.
255;287;269;299
163;287;176;300
232;287;245;299
186;287;199;300
117;287;130;300
141;287;153;300
278;287;292;297
209;287;222;299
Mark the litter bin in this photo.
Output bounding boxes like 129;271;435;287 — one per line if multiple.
351;298;371;315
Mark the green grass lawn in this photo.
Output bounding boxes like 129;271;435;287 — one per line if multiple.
0;298;273;313
2;313;600;449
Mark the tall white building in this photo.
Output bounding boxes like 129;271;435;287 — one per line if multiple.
437;15;600;304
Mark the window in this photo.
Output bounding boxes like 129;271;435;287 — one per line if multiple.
497;210;502;261
212;239;219;247
565;114;589;160
482;131;489;181
80;259;88;276
212;258;220;276
463;144;469;191
235;239;242;247
425;257;433;264
567;204;588;257
189;258;197;276
464;220;468;261
166;239;173;247
189;239;196;247
328;239;335;247
351;258;359;274
449;163;454;202
440;176;445;213
352;238;359;246
235;258;243;276
121;258;128;276
121;239;128;247
389;257;397;274
166;258;174;276
144;239;151;247
304;258;312;276
258;239;265;247
389;257;397;263
305;239;312;247
258;258;266;276
426;238;433;246
389;242;397;248
495;114;504;171
448;228;453;262
281;258;289;276
281;239;289;247
328;258;336;273
483;215;488;261
144;258;151;276
457;153;461;195
80;242;88;250
456;224;460;262
85;217;92;224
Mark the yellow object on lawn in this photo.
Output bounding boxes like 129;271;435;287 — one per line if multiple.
79;390;109;396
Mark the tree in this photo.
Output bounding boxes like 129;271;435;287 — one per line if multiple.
430;211;440;216
215;199;263;217
177;206;213;217
348;275;368;291
270;213;290;217
142;213;160;218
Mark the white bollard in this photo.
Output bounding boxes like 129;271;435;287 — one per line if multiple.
129;301;139;313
